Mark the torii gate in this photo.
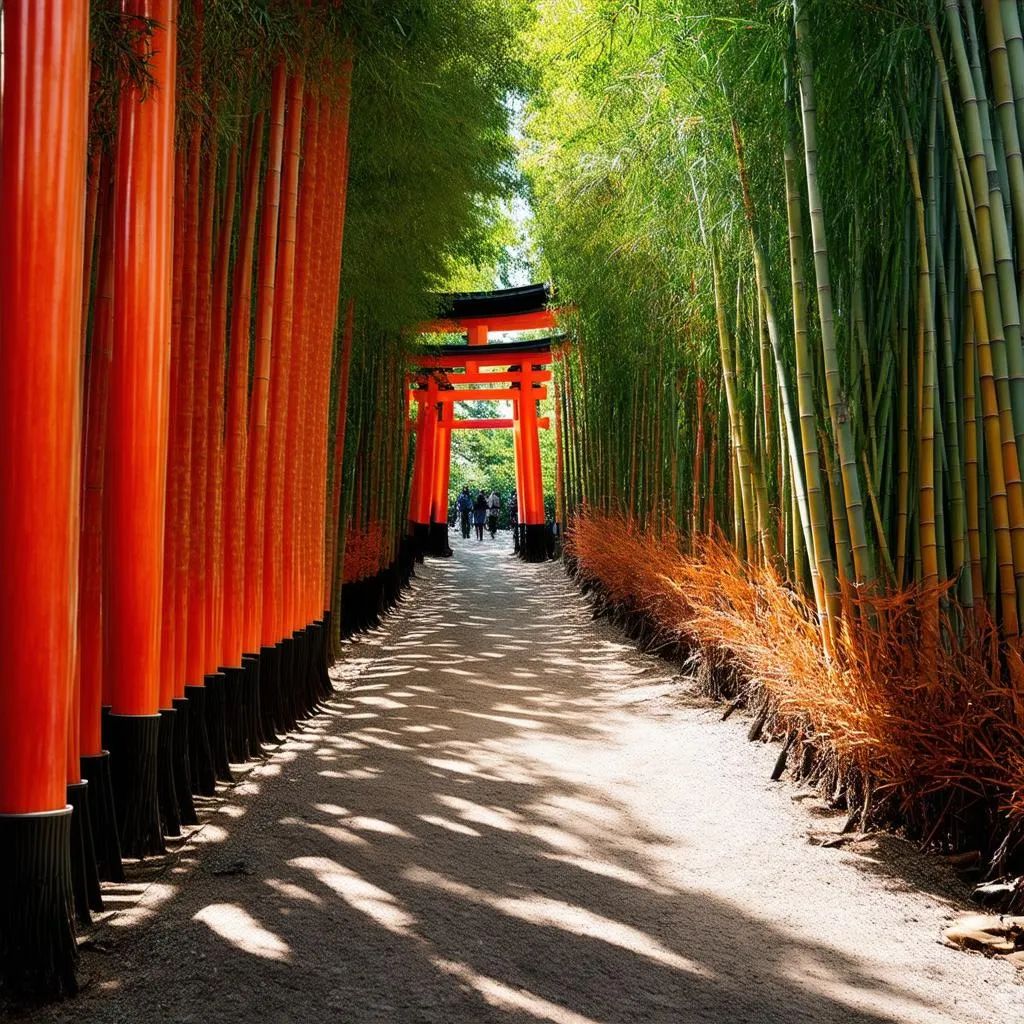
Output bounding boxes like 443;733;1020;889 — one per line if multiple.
407;284;557;563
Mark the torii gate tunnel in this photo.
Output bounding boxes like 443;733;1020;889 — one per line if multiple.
407;284;558;563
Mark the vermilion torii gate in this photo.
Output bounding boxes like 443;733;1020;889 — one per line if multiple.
407;284;558;563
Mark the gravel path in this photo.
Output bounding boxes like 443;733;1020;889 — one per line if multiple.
21;535;1024;1023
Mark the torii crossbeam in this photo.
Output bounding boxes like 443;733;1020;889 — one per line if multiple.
407;284;559;562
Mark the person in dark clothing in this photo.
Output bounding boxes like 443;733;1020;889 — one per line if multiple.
457;485;473;539
508;489;519;552
487;490;501;538
472;490;488;541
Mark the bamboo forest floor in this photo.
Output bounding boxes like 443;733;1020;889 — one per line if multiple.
20;536;1024;1024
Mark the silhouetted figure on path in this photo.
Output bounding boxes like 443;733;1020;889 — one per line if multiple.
472;491;487;541
509;489;519;552
487;490;501;538
457;485;473;539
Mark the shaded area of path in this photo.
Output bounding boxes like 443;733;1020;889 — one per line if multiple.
22;535;1024;1023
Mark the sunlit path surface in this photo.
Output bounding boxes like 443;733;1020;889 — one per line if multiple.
32;536;1022;1023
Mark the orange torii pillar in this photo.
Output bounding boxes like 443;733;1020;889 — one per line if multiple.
104;0;177;860
408;377;439;559
427;402;453;557
511;392;526;552
515;364;548;561
0;0;90;997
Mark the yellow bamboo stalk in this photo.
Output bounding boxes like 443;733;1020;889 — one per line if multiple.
781;104;839;641
902;106;939;642
713;253;762;564
951;145;1019;636
793;0;874;587
963;307;984;610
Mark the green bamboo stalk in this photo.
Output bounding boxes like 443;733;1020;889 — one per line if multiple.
714;254;757;563
964;4;1024;419
936;245;966;585
983;0;1024;299
781;90;839;634
902;101;940;608
963;303;982;607
1001;0;1024;164
950;135;1020;634
896;204;913;584
793;0;874;588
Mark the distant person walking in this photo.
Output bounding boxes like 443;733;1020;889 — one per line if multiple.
508;489;519;552
472;490;488;541
457;485;473;539
487;490;501;538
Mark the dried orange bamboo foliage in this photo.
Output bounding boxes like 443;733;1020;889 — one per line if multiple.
343;523;385;584
569;508;1024;833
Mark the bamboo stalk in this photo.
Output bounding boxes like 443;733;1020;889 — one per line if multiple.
793;0;874;588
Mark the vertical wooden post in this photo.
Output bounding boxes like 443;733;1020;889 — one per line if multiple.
407;392;425;535
0;0;90;996
104;0;177;858
221;114;263;673
283;93;320;640
262;65;305;652
409;379;439;557
79;155;127;883
518;365;547;560
243;62;286;661
428;403;453;556
466;323;487;378
186;142;215;697
511;390;526;552
328;300;356;656
158;148;184;818
554;359;566;531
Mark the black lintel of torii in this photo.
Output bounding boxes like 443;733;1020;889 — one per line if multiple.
417;332;566;360
435;282;553;320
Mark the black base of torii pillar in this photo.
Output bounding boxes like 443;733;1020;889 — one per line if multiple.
426;522;452;558
410;522;430;563
518;524;550;563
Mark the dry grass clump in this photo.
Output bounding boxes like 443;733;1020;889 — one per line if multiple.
567;508;1024;861
343;521;384;583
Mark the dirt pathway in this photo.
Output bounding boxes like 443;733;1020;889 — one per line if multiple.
24;535;1024;1023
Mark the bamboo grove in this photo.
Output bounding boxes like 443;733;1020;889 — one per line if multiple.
529;1;1024;873
0;0;526;1001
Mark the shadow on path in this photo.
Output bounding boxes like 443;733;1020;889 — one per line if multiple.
17;536;1018;1024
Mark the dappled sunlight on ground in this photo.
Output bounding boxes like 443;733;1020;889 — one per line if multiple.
29;534;1023;1024
193;903;292;961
